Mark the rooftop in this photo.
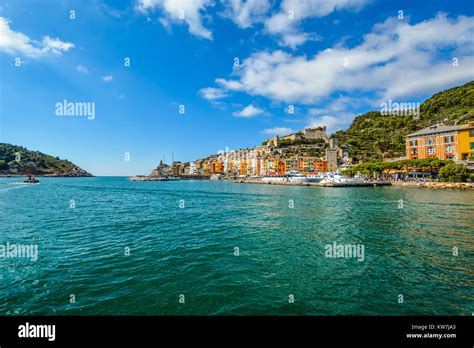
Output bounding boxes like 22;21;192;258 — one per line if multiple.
406;123;473;137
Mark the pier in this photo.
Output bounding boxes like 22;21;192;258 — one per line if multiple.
233;179;392;187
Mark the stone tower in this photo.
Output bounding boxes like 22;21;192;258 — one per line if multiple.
325;148;338;172
273;134;279;148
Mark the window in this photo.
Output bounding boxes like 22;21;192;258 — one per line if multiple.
469;130;474;137
410;149;418;155
470;142;474;150
409;140;418;146
424;138;435;145
444;135;454;143
427;147;436;154
445;145;454;153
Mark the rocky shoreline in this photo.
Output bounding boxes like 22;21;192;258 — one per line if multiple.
391;181;474;190
128;175;210;181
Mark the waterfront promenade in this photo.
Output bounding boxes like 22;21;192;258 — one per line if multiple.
129;175;474;189
234;179;392;187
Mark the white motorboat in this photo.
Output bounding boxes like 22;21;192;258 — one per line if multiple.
305;173;326;183
319;172;365;185
261;171;325;183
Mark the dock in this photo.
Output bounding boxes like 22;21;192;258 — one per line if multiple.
233;179;391;187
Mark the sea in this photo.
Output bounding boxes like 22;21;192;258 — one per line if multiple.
0;177;472;315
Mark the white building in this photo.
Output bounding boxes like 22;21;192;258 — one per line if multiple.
189;162;197;175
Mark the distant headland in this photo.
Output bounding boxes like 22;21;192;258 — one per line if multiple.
0;143;93;177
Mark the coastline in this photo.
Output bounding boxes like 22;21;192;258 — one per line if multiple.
0;174;94;178
127;175;474;189
390;181;474;190
233;178;391;187
128;175;210;181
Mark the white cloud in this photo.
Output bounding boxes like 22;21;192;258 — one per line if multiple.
215;14;474;103
306;96;375;134
233;104;264;117
76;64;89;73
308;96;375;115
216;78;243;90
220;0;271;28
100;3;123;18
264;0;371;48
262;127;294;135
136;0;160;13
41;36;74;54
135;1;370;46
102;75;113;82
0;17;74;58
199;87;228;100
136;0;214;40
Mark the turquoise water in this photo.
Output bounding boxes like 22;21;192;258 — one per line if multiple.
0;177;472;315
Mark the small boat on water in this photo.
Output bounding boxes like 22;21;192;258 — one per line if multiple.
210;174;223;180
24;175;39;184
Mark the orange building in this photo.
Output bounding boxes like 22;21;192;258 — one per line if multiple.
239;159;247;176
277;159;286;174
210;161;223;174
296;157;327;173
406;123;474;161
314;159;328;173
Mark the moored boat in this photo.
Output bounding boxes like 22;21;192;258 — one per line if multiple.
261;171;325;183
305;173;326;183
319;172;365;185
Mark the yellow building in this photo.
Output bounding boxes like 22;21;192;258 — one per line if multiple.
458;123;474;160
203;161;210;175
406;123;474;161
239;159;247;176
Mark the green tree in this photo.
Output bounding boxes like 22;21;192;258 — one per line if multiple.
0;159;8;170
439;163;470;182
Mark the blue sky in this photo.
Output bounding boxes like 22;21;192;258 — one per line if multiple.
1;0;473;176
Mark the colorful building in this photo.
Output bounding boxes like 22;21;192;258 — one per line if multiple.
406;123;474;161
459;123;474;161
192;153;328;177
296;157;328;174
210;160;223;174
